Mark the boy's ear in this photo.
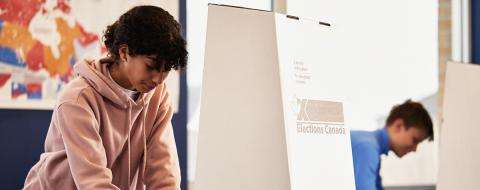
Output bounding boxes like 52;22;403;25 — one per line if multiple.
118;45;129;62
392;118;405;132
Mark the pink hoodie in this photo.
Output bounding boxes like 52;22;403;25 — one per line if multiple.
24;59;181;190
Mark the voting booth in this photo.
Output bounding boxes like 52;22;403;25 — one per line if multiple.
195;4;355;190
437;62;480;190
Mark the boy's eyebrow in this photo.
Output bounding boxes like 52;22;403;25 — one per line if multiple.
144;54;156;60
147;58;167;71
145;57;158;66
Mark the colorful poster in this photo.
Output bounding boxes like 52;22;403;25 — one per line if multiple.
0;0;180;110
0;0;101;109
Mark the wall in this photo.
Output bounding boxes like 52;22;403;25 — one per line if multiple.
473;0;480;63
286;0;439;186
0;110;51;190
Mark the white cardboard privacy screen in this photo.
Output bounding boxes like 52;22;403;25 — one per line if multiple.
437;62;480;190
195;4;355;190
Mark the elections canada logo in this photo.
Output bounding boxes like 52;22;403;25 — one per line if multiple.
292;98;346;135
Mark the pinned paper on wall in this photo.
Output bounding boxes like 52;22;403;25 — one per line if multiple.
0;0;180;111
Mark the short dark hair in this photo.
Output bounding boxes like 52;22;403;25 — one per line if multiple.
103;5;187;71
386;99;434;141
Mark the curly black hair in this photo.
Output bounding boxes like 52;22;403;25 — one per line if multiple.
103;5;187;71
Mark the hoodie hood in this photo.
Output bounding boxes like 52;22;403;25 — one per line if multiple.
74;59;151;109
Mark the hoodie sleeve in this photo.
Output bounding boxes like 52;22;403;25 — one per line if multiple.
55;101;120;190
145;91;181;190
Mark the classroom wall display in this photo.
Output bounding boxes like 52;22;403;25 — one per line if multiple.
194;4;355;190
437;62;480;190
0;0;180;111
0;0;100;109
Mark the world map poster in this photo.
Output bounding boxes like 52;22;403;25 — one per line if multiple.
0;0;101;109
0;0;180;110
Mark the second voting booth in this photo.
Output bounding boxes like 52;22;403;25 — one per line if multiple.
195;4;356;190
437;62;480;190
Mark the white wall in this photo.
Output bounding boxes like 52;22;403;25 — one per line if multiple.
287;0;439;186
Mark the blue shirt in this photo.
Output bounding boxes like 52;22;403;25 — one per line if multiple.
350;128;390;190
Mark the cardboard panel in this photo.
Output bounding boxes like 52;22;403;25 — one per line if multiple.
275;14;355;190
195;5;290;190
437;62;480;190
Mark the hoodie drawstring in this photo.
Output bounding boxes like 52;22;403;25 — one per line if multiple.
141;107;148;185
126;101;148;190
126;102;132;188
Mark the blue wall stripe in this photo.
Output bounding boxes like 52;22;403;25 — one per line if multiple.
472;0;480;64
173;0;188;189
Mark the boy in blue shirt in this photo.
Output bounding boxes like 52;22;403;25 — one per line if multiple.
351;100;434;190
